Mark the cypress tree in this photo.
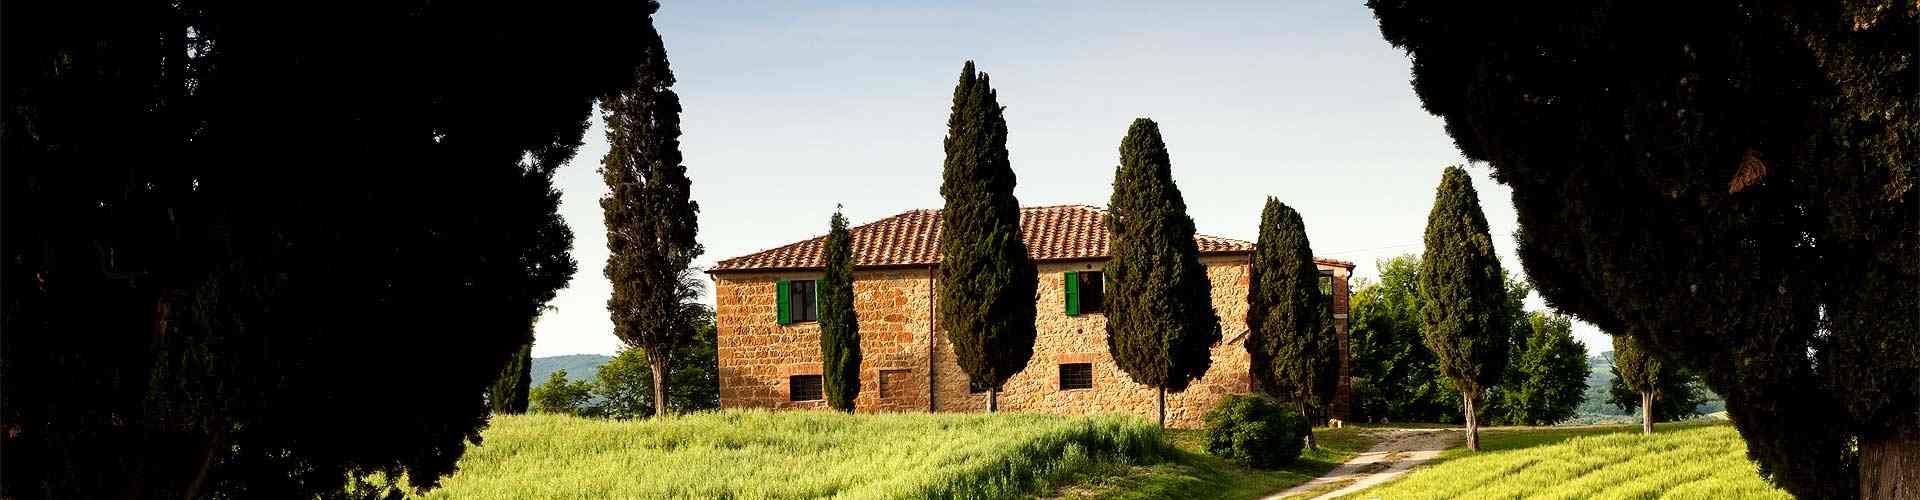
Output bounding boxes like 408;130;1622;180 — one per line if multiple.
937;61;1038;413
1612;332;1662;435
1371;1;1914;494
490;342;534;414
600;8;703;418
819;207;862;412
1246;198;1338;449
1417;165;1510;451
1105;118;1222;428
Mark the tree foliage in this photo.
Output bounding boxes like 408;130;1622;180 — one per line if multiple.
1370;0;1915;495
1486;312;1590;426
1608;359;1707;424
530;311;720;419
937;61;1038;411
491;342;535;415
1348;258;1458;423
531;370;600;417
1246;198;1338;445
1105;118;1222;426
820;208;862;412
600;4;703;419
1;1;649;497
1418;166;1511;450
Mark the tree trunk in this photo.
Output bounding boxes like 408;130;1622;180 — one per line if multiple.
1859;423;1919;499
988;387;998;413
1463;390;1479;452
1157;387;1167;429
1640;390;1654;435
1301;400;1318;451
649;350;670;417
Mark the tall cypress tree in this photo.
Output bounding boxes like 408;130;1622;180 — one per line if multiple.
1417;165;1510;451
490;342;534;414
1612;332;1663;435
1106;118;1222;428
600;8;702;418
819;207;861;412
1246;198;1338;449
937;61;1038;413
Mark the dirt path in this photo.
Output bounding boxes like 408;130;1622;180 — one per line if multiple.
1264;428;1460;500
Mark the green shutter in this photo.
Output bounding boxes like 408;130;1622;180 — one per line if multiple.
776;278;792;325
1064;271;1079;316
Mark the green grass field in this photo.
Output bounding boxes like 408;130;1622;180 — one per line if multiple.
414;410;1164;499
1047;426;1381;499
1341;422;1790;499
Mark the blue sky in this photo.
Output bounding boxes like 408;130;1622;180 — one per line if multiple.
532;0;1612;356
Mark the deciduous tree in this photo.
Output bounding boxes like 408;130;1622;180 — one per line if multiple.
1417;166;1511;451
1106;118;1222;428
937;61;1038;413
1370;1;1915;495
820;208;862;412
600;4;703;419
1487;312;1589;426
1246;198;1338;449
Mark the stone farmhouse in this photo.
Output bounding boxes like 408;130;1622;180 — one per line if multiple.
708;205;1354;428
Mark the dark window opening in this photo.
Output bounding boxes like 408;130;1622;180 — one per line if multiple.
1059;363;1094;390
1318;270;1334;297
789;375;823;401
1078;271;1106;313
790;280;818;322
968;379;990;394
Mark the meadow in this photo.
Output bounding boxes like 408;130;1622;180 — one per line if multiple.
1048;426;1379;499
413;410;1165;499
1340;422;1791;499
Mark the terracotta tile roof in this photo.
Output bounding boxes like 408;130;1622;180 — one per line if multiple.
711;204;1353;272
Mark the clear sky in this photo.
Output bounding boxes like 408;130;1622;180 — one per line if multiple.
532;0;1612;357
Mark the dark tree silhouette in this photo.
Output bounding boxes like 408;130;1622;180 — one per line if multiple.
1370;0;1914;495
600;3;703;419
1;1;649;497
820;208;862;412
1246;198;1338;449
937;61;1038;413
1105;118;1222;428
492;342;535;414
1417;166;1511;452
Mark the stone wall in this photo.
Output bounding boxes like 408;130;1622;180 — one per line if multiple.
713;267;934;413
712;256;1352;428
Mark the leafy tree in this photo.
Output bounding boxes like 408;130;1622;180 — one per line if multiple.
1348;258;1457;423
1609;356;1707;425
595;348;657;419
1370;1;1915;495
531;370;600;418
937;61;1038;413
1;1;649;497
599;3;703;419
1418;166;1511;451
1105;118;1222;428
820;208;862;412
491;342;534;414
585;309;722;419
1611;333;1666;435
1246;198;1338;449
1486;312;1590;426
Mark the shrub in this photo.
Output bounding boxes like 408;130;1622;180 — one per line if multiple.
1203;395;1307;468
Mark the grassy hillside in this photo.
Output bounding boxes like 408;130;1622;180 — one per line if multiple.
1341;422;1789;499
529;354;610;383
417;410;1164;499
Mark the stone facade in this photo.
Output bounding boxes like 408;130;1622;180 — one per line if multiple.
712;257;1352;428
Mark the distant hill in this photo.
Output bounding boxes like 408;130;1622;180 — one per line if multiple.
531;354;611;384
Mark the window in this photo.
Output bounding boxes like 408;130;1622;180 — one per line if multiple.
779;279;818;324
1065;271;1105;315
1318;270;1334;297
968;379;990;394
1059;363;1093;390
879;369;913;400
789;375;823;401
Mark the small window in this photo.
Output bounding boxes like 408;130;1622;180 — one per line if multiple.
789;375;823;401
790;280;818;322
1078;271;1106;313
1318;270;1334;297
879;369;913;400
1059;363;1093;390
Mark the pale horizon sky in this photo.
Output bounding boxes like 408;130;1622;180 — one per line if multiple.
532;0;1613;357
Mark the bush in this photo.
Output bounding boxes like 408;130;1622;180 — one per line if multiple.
1203;395;1307;468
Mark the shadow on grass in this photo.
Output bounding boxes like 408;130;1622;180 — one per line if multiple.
1045;427;1382;500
